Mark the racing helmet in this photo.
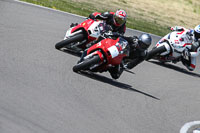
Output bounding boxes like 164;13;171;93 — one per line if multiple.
138;33;152;50
113;9;127;26
194;25;200;40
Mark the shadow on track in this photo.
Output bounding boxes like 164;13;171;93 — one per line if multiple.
149;60;200;78
56;48;82;57
76;71;160;100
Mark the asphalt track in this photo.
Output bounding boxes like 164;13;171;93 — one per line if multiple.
0;0;200;132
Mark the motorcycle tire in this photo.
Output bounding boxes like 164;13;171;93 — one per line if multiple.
55;33;84;49
146;45;167;60
73;55;101;72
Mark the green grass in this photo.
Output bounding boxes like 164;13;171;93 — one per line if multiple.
21;0;170;36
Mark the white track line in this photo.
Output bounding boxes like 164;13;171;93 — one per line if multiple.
14;0;86;18
180;121;200;133
14;0;160;38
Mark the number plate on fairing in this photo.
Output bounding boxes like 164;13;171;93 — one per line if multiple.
88;21;102;38
108;45;119;58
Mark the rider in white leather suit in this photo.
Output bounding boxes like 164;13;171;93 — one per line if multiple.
169;25;200;71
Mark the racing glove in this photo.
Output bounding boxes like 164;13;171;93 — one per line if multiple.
170;26;185;31
103;31;113;38
103;31;121;38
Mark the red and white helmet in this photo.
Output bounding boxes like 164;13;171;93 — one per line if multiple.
113;9;127;26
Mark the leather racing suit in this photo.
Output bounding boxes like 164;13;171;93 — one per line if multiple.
109;36;148;79
169;26;200;71
89;12;126;35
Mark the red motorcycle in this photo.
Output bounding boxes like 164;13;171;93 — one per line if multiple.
73;35;130;76
55;18;110;53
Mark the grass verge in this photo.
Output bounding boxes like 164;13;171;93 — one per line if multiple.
21;0;170;36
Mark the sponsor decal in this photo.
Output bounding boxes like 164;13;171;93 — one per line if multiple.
82;23;86;26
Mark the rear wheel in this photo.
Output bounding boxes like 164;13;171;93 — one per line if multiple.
73;55;101;72
55;33;85;49
146;46;167;60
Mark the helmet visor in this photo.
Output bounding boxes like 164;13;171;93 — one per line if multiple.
139;41;149;49
114;15;125;25
194;31;200;39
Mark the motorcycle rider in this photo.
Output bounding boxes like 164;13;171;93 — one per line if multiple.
70;9;127;49
88;9;127;36
108;33;152;79
78;9;127;64
77;33;152;79
170;25;200;71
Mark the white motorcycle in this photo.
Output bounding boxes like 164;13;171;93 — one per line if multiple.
146;30;200;64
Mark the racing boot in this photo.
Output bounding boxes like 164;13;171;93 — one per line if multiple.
78;49;87;63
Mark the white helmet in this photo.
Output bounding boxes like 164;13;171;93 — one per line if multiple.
194;25;200;40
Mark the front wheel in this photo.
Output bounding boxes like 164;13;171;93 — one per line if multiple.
73;55;101;72
146;45;167;60
55;33;85;49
